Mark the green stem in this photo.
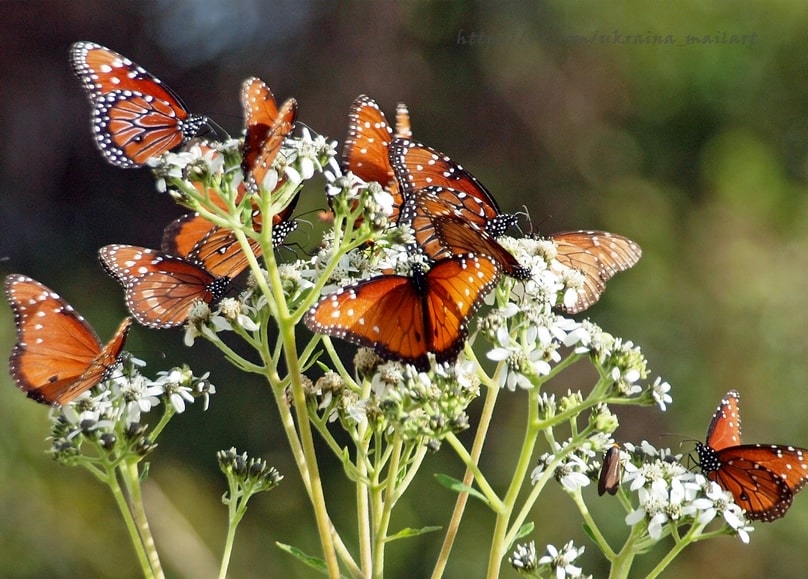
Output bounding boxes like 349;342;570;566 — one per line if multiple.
372;436;403;579
569;489;615;559
218;475;243;579
486;386;543;578
355;381;374;576
608;515;648;579
432;380;500;579
106;463;157;578
645;523;702;579
444;433;505;512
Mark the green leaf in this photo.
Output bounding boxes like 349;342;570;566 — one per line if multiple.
434;473;489;505
385;526;442;543
582;522;596;544
506;522;535;550
275;542;332;576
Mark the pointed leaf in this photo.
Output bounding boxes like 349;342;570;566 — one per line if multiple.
275;542;332;575
385;525;442;543
434;473;489;505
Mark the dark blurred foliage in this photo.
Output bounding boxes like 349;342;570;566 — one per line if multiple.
2;1;808;577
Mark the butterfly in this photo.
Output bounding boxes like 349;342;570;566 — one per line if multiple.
4;274;132;405
598;443;622;496
305;254;501;371
241;77;298;198
696;389;808;522
161;208;263;279
389;137;518;238
70;41;210;168
341;95;412;221
550;231;642;314
99;244;231;329
399;185;531;279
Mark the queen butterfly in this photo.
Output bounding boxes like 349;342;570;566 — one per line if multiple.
399;186;531;279
241;77;298;199
162;140;296;276
598;443;622;496
161;211;263;279
341;95;414;222
70;41;210;168
389;138;517;238
696;390;808;522
550;231;642;314
305;254;500;370
99;244;231;329
4;274;132;405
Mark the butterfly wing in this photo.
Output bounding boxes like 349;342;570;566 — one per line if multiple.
551;231;642;314
401;187;530;279
389;138;504;229
343;95;396;185
704;389;743;451
710;445;808;521
241;77;299;196
395;102;412;139
342;95;404;221
162;215;263;278
305;273;423;363
305;255;500;369
240;77;299;244
70;42;207;168
420;254;501;366
99;245;229;328
5;274;132;405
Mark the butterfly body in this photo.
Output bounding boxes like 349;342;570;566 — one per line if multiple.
696;390;808;522
5;275;132;405
70;41;208;168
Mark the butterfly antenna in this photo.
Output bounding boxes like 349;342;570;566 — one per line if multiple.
202;117;231;141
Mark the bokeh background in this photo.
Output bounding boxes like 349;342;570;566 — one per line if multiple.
2;1;808;577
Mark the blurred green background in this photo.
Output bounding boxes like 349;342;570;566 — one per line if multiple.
3;1;808;577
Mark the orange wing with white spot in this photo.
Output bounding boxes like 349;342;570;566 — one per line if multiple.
4;274;131;405
551;231;642;314
99;244;230;329
341;95;405;221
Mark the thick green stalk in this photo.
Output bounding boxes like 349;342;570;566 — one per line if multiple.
486;386;542;577
116;460;163;578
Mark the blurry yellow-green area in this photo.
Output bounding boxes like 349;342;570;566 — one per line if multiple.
2;1;808;577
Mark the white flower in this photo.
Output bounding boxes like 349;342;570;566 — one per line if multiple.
557;454;592;492
538;541;586;579
510;541;537;571
114;373;164;424
650;377;672;411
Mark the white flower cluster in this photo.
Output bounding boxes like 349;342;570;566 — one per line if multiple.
622;442;753;543
531;430;615;492
50;357;216;458
510;539;589;578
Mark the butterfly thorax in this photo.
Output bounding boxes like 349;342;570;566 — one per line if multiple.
695;442;722;474
207;276;232;303
182;115;210;140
